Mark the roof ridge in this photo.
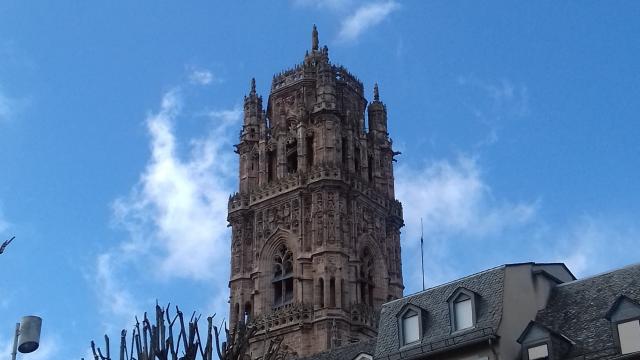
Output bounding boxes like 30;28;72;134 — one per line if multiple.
556;262;640;288
384;264;506;306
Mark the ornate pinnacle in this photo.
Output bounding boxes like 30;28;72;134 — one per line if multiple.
250;78;256;95
312;24;319;51
374;83;380;101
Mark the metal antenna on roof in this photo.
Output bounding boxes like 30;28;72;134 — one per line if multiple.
421;218;425;291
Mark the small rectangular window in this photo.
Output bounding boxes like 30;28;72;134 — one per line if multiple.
402;312;419;344
454;298;473;330
527;344;549;360
618;319;640;354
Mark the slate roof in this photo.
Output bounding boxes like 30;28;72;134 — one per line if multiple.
534;263;640;359
374;265;505;359
298;339;376;360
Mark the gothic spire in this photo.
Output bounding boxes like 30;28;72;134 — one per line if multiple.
373;83;380;101
312;24;319;51
250;77;256;95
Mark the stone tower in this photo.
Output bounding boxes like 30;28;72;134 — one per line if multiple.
227;26;404;358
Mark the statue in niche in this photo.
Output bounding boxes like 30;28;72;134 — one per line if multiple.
374;216;382;242
327;256;337;275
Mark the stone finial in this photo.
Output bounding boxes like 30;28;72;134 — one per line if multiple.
250;78;256;95
374;83;380;101
312;24;319;51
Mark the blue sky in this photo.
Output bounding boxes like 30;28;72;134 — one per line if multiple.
1;1;639;358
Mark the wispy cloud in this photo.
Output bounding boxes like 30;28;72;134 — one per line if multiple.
549;215;640;277
111;89;238;279
397;154;537;243
337;1;399;43
0;88;16;124
94;253;141;323
94;86;239;331
395;153;639;290
292;0;353;11
457;76;530;146
0;202;10;235
188;67;216;85
1;333;60;360
396;154;539;289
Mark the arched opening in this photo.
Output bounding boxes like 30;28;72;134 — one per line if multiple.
329;277;336;308
319;278;325;308
354;144;361;176
341;279;346;308
243;302;252;323
368;155;373;182
307;134;314;169
267;149;277;182
286;139;298;174
234;303;240;324
342;137;348;169
359;247;375;306
272;244;294;307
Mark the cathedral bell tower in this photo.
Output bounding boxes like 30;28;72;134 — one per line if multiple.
227;26;404;358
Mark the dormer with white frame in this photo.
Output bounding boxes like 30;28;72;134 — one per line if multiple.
396;303;426;348
605;295;640;355
447;287;478;333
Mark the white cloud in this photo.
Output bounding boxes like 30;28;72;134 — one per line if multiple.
457;76;530;147
396;155;537;243
395;154;539;290
337;1;399;42
188;67;215;85
94;253;141;322
395;154;639;289
111;89;239;280
549;216;640;277
93;87;239;336
293;0;353;11
0;89;15;124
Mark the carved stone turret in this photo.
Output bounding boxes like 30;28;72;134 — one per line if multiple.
228;26;404;358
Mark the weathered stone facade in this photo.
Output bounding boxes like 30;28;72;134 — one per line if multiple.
227;26;404;358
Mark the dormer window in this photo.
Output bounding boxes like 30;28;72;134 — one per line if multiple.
402;309;419;344
353;354;373;360
454;295;473;330
605;295;640;355
397;304;424;347
447;288;477;332
617;320;640;354
527;344;549;360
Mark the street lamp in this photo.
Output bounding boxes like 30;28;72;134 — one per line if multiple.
11;316;42;360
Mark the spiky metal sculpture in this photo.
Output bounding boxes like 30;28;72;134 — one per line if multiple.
84;304;288;360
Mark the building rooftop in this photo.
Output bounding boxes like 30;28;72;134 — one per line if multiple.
534;262;640;358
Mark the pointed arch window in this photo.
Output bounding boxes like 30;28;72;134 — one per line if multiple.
359;248;375;306
267;148;277;182
273;244;294;307
286;138;298;174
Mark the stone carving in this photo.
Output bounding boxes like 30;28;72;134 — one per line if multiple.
314;194;324;246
